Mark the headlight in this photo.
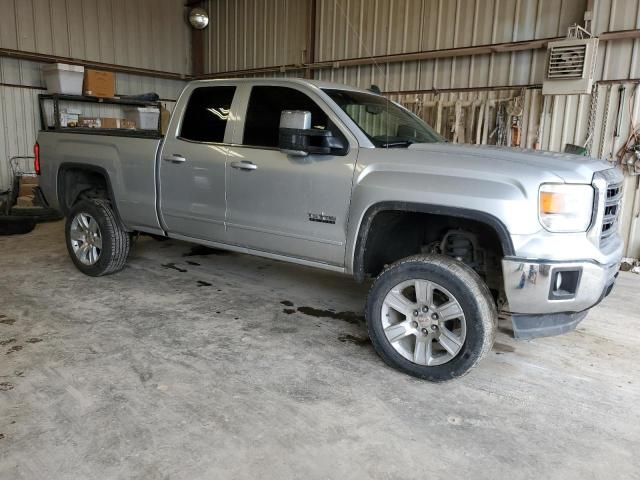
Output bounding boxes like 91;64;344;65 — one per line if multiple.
539;184;594;232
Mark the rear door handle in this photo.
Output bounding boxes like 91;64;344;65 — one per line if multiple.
230;161;257;171
163;154;187;164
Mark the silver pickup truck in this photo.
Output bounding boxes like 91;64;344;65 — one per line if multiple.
36;78;624;381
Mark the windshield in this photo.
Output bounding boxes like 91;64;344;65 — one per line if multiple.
324;89;444;148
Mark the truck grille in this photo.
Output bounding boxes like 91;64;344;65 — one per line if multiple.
600;181;623;243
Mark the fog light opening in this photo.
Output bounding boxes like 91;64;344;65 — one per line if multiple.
549;268;582;300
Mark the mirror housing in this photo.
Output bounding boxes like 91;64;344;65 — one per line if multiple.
278;110;345;156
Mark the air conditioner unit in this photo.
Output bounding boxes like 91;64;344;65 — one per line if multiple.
542;38;598;95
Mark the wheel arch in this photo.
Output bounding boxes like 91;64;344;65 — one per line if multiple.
352;201;515;282
57;163;127;229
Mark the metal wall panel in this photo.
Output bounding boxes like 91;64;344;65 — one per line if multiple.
204;0;309;72
202;0;586;90
0;0;190;74
0;85;41;189
314;0;586;91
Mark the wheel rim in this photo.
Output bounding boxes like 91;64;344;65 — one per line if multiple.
381;279;466;366
69;212;102;266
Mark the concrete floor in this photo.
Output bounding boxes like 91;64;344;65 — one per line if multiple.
1;221;639;479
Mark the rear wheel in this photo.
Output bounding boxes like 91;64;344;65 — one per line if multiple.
65;199;130;276
366;254;496;381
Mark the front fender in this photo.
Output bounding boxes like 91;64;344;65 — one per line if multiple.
344;166;529;277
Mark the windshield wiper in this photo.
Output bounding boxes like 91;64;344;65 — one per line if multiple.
378;140;414;148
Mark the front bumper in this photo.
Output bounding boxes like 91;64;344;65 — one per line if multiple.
502;258;619;339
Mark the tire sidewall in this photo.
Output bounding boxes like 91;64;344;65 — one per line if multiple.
65;200;115;276
367;258;493;381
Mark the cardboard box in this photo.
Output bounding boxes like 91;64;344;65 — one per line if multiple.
160;107;170;135
83;69;115;98
19;176;38;197
20;175;39;185
16;195;34;208
19;184;35;197
120;119;136;129
78;117;101;128
100;117;119;129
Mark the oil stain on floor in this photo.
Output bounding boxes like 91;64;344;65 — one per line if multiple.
338;334;370;346
296;307;365;325
162;263;187;273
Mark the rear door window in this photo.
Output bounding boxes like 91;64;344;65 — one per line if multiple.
180;86;236;143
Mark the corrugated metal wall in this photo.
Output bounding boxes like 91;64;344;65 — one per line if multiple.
0;0;189;73
0;0;190;190
314;0;585;90
204;0;309;72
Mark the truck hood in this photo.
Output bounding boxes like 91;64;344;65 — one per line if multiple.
406;143;610;184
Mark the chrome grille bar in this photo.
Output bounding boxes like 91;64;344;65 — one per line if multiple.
600;181;623;242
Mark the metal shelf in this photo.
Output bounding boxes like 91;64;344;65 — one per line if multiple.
38;93;162;138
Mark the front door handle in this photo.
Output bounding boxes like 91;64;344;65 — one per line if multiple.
230;161;257;171
163;154;187;164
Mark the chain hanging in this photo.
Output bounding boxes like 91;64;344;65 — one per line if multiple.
586;83;599;155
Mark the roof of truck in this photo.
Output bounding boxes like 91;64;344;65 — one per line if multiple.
189;77;373;93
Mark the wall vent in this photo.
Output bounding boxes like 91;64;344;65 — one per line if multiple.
543;38;598;95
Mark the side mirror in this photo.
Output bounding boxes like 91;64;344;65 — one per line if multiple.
278;110;345;156
279;110;312;156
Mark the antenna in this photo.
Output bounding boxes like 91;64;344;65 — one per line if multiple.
331;0;387;87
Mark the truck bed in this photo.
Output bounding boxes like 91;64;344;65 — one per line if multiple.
38;131;163;233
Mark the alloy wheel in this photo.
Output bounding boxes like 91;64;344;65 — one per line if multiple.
381;279;466;366
69;212;103;265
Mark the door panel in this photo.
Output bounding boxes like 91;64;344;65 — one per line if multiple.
159;140;228;240
158;85;236;241
225;85;357;266
226;147;357;265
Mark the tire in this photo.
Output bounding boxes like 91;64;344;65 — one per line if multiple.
9;206;63;222
0;216;36;235
366;254;496;381
65;199;130;276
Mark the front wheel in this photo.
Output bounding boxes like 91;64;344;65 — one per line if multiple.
65;199;130;276
366;254;497;381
